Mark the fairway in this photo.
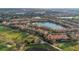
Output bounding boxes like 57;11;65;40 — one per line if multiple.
0;26;56;51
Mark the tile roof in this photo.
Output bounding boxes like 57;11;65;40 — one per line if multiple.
47;34;69;40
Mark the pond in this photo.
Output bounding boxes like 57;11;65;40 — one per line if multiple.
32;22;65;30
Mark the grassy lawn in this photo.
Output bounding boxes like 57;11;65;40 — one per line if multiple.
0;25;64;51
26;44;58;51
0;26;29;40
0;28;19;40
0;26;43;51
57;41;79;51
0;26;29;50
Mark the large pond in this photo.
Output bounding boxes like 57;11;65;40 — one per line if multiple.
32;22;65;30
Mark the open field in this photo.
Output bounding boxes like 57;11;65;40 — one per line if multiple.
56;42;79;51
0;25;56;51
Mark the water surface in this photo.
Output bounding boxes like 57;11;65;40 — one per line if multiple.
32;22;65;30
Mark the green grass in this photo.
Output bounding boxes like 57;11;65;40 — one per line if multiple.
0;26;60;51
0;26;42;51
57;42;79;51
25;44;58;51
0;26;26;40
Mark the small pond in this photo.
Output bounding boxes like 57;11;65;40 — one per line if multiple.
32;22;65;30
